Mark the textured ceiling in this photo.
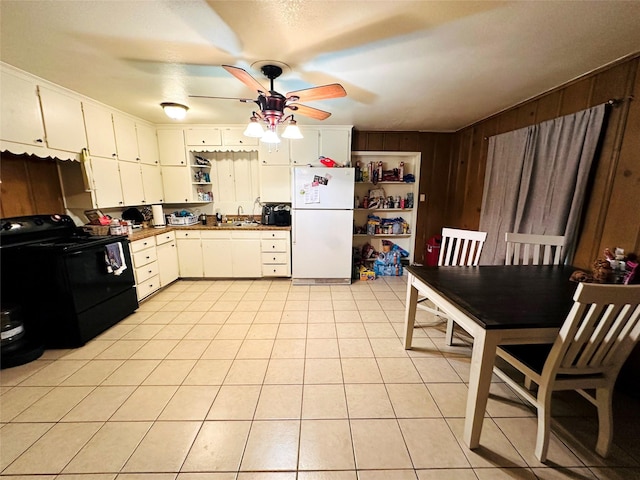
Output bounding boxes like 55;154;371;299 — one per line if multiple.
1;0;640;131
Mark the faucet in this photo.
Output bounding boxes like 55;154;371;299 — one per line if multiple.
237;205;244;218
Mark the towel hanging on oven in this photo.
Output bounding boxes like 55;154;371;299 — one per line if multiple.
105;242;127;276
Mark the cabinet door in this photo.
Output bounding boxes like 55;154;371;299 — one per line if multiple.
185;128;222;146
137;123;159;165
0;70;46;147
176;238;203;277
161;166;191;203
157;241;179;286
90;156;124;208
290;127;320;165
119;161;146;206
202;239;233;277
258;139;290;165
222;127;259;147
141;164;164;204
82;102;117;159
38;85;87;153
158;129;187;165
113;114;139;162
231;239;262;277
259;165;291;203
320;129;351;166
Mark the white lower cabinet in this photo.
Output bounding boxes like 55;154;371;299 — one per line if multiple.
130;237;160;300
261;231;291;277
231;231;262;278
156;231;179;286
175;230;203;277
202;231;233;277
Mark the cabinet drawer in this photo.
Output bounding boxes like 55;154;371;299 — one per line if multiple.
135;260;159;282
261;239;288;252
262;264;290;277
261;230;290;240
155;231;176;245
137;274;160;300
132;247;157;268
231;230;261;240
261;252;289;264
174;230;201;239
130;237;156;253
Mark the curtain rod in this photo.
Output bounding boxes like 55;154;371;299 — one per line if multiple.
482;97;631;140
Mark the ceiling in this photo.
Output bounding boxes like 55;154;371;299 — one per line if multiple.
2;1;640;132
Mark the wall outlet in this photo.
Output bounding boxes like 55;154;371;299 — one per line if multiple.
420;193;426;202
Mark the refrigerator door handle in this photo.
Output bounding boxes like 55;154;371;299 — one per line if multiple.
291;210;296;244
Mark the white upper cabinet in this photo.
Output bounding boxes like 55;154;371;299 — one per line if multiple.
158;129;187;165
119;160;146;205
258;139;290;165
290;127;320;165
82;102;117;159
38;85;87;153
185;127;222;147
136;123;159;165
141;164;164;204
90;156;124;208
113;113;139;162
320;128;351;166
221;127;259;148
0;69;46;147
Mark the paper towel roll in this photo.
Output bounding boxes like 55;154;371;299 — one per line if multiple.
152;204;165;228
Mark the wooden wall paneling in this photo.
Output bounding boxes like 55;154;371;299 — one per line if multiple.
27;158;65;214
495;108;518;136
514;101;538;130
461;125;490;231
599;63;640;257
365;132;384;151
398;132;420;151
381;132;401;151
573;61;636;268
447;129;472;228
0;155;33;217
534;91;563;123
351;130;367;151
558;76;593;116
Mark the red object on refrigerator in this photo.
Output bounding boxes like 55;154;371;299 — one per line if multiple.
425;235;442;266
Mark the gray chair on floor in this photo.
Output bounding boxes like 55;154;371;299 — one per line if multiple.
505;232;565;266
493;283;640;462
417;227;487;345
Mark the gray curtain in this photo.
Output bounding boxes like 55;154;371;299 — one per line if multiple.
479;104;606;265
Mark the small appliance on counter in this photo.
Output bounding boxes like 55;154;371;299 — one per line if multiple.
262;203;291;226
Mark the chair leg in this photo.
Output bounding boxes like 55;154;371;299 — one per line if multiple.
534;387;553;462
595;387;614;457
445;318;455;346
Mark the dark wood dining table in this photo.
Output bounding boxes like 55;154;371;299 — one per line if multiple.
403;264;578;450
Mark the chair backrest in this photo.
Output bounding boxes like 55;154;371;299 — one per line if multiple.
544;283;640;379
505;232;565;266
439;228;488;266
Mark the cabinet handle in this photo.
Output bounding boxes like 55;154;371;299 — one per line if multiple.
145;256;150;259
272;245;275;249
148;269;152;273
112;153;117;157
136;157;141;161
35;138;43;143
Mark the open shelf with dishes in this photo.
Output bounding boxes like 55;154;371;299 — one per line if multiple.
189;152;213;202
351;151;421;267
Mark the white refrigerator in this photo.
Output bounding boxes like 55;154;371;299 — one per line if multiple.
291;167;355;284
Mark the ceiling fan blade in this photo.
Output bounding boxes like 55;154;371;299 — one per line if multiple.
286;84;346;102
287;103;331;121
189;95;256;103
222;65;266;94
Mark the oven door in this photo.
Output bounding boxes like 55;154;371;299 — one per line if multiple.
63;239;136;313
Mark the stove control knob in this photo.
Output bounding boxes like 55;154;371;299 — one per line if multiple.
50;214;61;222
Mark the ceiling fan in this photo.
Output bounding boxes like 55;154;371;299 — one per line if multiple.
189;64;347;142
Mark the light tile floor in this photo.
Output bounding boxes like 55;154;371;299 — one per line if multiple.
2;277;640;480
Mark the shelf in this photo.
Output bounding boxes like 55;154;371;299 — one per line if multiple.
355;208;413;212
353;234;412;238
355;181;413;185
192;182;212;185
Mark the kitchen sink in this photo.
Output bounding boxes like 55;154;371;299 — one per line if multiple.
232;221;261;227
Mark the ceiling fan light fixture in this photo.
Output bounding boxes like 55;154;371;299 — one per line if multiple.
244;114;265;137
261;126;281;144
161;102;188;120
281;117;303;139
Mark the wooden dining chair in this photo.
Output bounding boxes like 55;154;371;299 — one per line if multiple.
505;232;566;266
493;283;640;462
417;227;487;345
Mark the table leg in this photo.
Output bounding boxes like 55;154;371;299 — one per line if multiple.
464;329;499;449
403;273;419;349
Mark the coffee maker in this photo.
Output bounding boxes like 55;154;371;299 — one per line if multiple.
261;204;291;226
